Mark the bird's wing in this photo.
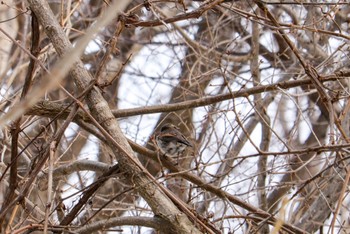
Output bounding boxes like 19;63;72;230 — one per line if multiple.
160;132;193;147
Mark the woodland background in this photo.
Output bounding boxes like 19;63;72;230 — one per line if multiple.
0;0;350;233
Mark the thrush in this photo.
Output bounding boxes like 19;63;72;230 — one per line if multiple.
155;124;193;157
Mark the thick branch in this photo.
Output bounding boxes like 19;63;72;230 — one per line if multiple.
27;0;203;233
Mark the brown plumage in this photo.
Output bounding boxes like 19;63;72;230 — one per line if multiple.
155;124;192;157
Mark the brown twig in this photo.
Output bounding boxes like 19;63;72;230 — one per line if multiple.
253;0;349;144
0;11;40;227
26;74;348;121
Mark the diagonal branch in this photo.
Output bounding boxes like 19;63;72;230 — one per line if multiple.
27;0;207;233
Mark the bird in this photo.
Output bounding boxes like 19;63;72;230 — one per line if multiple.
155;123;193;157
